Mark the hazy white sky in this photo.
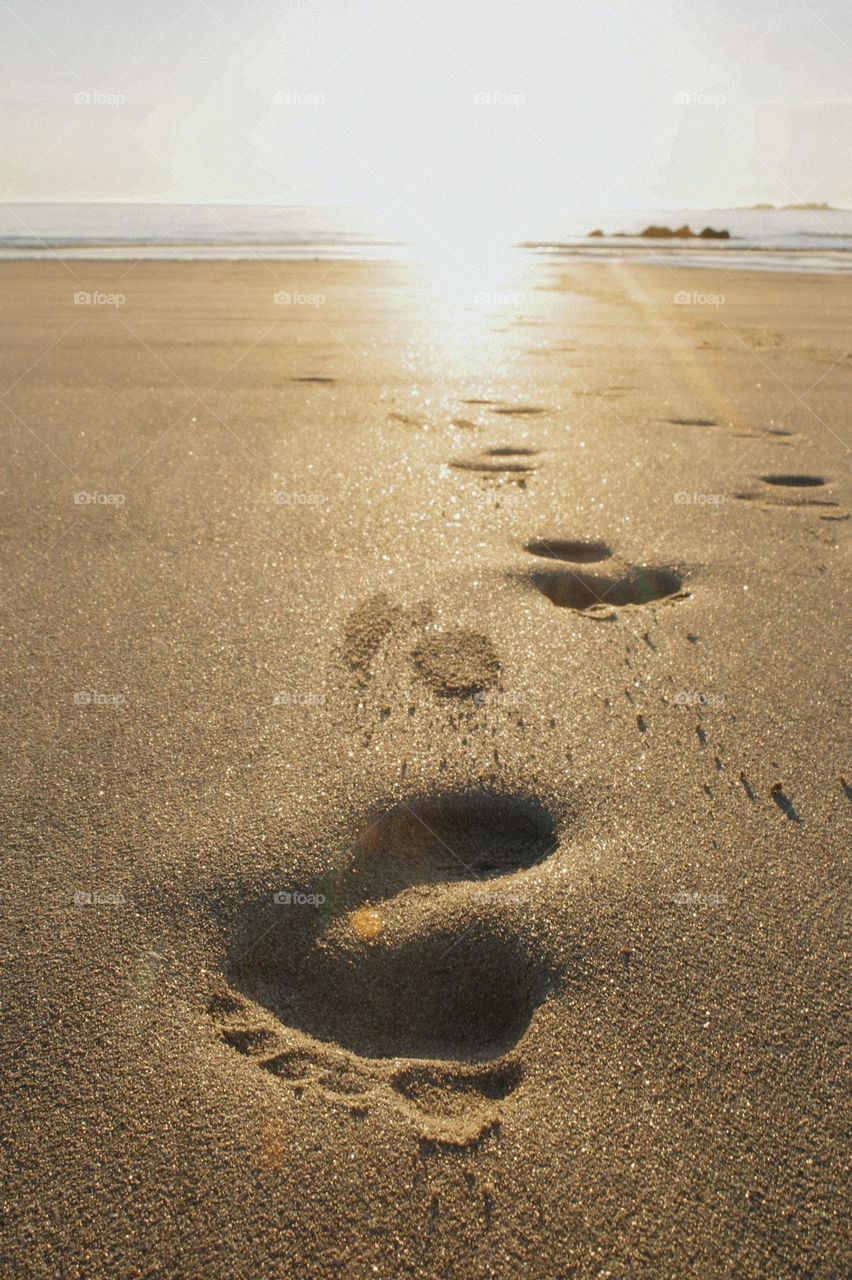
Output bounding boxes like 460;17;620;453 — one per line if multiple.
1;0;850;233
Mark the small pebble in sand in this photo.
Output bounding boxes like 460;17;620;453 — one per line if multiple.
349;907;384;941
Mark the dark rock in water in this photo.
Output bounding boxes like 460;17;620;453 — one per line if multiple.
588;223;733;241
637;223;730;240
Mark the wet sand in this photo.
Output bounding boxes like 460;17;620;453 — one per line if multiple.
2;259;850;1278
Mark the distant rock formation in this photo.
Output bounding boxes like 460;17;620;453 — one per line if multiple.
742;202;842;211
587;224;731;240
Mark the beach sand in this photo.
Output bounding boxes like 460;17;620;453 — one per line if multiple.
2;259;850;1278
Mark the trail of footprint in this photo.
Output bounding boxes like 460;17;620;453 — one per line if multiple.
210;790;560;1144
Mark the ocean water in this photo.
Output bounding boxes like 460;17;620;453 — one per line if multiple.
1;202;851;273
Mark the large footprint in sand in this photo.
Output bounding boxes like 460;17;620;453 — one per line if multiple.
521;537;689;617
209;790;560;1144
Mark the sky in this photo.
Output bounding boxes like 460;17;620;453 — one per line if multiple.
1;0;850;237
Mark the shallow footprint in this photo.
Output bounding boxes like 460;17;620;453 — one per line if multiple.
410;629;501;698
342;593;400;681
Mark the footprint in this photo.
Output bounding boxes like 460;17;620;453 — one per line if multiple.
450;455;537;475
525;538;613;564
491;404;550;417
410;629;501;698
291;375;337;384
390;1059;522;1137
355;791;557;888
527;564;686;615
340;596;503;704
667;417;717;427
211;790;559;1143
484;446;539;459
388;411;427;427
342;592;401;681
736;475;840;511
760;473;826;488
